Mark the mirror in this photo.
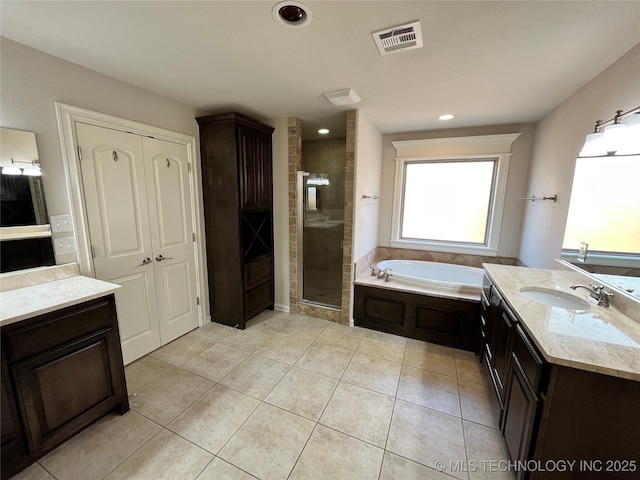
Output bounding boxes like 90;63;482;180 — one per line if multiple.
561;153;640;299
0;127;54;272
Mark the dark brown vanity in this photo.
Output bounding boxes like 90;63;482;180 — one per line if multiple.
1;273;129;479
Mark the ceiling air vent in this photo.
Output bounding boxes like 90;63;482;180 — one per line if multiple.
372;21;423;56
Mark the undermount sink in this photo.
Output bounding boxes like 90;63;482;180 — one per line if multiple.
519;286;590;311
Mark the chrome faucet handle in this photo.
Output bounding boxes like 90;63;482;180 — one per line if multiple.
370;266;378;277
384;272;393;282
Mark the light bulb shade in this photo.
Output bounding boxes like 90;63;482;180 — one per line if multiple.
601;123;627;154
22;165;41;176
616;113;640;155
578;131;605;157
2;165;22;175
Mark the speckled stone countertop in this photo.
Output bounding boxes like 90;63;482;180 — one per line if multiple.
0;263;120;327
484;264;640;381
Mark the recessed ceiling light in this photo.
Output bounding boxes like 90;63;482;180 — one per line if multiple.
318;128;330;135
438;114;455;121
272;1;313;28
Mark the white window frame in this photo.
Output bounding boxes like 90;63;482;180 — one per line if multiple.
390;134;520;256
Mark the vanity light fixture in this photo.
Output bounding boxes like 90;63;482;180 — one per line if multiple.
579;106;640;157
318;128;330;134
438;114;455;121
272;1;313;28
1;159;41;176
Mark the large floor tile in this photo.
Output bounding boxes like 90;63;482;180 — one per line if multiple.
357;331;407;363
168;384;260;454
218;403;315;480
459;380;499;429
130;368;213;425
189;321;236;342
104;429;212;480
150;334;215;367
289;424;384;480
380;451;454;480
264;367;338;421
387;400;467;480
182;343;250;382
39;411;161;480
397;364;461;416
294;342;353;379
219;326;275;352
315;323;365;351
279;315;330;340
248;311;293;332
342;352;401;396
219;354;290;400
7;463;55;480
319;382;394;447
125;355;179;395
403;340;457;377
463;420;513;480
255;332;313;364
455;349;486;385
196;457;258;480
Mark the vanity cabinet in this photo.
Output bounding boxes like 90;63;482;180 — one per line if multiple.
196;112;275;329
0;295;129;479
482;273;640;479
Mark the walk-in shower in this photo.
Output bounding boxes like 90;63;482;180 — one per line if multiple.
297;137;346;308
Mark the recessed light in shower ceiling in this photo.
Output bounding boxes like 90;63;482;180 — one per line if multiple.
318;128;330;134
438;114;455;121
272;1;313;28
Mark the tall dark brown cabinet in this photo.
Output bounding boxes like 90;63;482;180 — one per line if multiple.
196;112;275;329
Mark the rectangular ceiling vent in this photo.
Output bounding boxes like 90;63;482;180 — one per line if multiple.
372;21;423;56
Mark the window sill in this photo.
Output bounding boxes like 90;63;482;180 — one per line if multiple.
390;239;498;257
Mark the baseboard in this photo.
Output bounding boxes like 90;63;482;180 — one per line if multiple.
274;303;290;313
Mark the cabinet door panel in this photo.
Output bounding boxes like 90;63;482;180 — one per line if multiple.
239;128;261;210
12;331;120;453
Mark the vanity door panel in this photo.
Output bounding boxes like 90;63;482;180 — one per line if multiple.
11;328;124;453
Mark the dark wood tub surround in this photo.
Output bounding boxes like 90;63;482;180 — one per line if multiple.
354;284;480;351
1;295;129;479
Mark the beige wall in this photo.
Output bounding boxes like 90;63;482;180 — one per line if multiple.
353;111;383;262
377;123;536;258
519;43;640;268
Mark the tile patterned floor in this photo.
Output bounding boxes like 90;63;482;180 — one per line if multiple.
12;310;513;480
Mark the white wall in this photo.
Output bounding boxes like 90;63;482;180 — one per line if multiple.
519;43;640;268
377;123;535;258
269;117;290;310
353;111;383;261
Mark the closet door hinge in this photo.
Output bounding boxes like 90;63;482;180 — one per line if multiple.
77;145;83;161
192;232;196;242
188;163;192;173
196;297;200;306
90;245;96;258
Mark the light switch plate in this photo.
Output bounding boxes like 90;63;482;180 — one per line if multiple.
54;237;76;255
50;215;74;233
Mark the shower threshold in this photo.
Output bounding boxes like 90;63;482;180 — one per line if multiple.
301;299;341;311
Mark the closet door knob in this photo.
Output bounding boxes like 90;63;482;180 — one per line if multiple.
155;254;173;262
137;257;152;266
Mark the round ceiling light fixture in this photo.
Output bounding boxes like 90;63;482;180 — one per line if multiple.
273;1;313;28
438;114;455;121
318;128;330;135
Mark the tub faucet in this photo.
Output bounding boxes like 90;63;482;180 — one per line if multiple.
379;267;393;282
570;283;614;307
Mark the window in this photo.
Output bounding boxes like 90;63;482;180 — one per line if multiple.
391;134;520;255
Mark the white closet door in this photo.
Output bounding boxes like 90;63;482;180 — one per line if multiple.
142;137;199;343
76;122;161;364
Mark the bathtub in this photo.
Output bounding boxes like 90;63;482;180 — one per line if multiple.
376;259;483;296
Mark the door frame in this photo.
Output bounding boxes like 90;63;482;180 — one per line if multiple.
55;102;208;327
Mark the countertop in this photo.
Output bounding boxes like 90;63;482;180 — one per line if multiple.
484;264;640;381
0;264;120;327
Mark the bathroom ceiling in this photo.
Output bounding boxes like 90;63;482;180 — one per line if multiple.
1;1;639;134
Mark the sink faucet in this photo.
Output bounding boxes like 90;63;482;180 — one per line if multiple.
570;283;614;307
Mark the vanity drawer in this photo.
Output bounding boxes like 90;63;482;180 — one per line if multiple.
1;296;115;363
511;324;544;391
